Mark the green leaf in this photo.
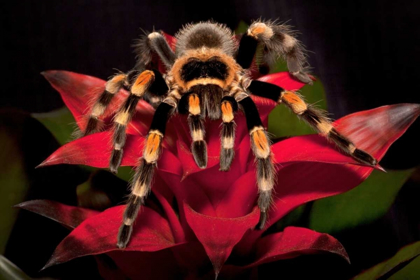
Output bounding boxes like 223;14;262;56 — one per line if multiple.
32;107;76;145
353;241;420;280
389;255;420;280
235;21;249;34
0;113;29;254
0;255;31;280
115;166;133;182
269;57;289;73
268;79;327;138
275;204;307;232
309;169;413;234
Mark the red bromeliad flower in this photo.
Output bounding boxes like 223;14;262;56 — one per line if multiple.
18;68;420;279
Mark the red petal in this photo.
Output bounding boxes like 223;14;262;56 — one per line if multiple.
16;200;98;229
39;131;182;176
183;203;259;275
257;72;308;91
272;134;367;166
44;206;177;269
248;227;349;267
42;70;154;134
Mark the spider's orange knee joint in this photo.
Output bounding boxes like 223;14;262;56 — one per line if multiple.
131;70;155;96
221;101;234;123
248;22;273;39
251;127;270;159
114;110;131;126
143;130;162;163
280;91;308;115
106;74;127;94
188;94;201;115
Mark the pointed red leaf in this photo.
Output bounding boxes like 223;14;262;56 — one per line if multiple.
16;200;98;229
44;206;177;269
42;70;154;135
183;203;259;275
38;131;182;176
249;227;349;267
257;72;309;91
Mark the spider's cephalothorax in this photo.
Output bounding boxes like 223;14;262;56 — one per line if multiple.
82;21;378;249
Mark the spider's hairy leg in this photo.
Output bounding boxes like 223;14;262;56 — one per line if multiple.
187;93;208;168
110;70;155;174
237;95;275;229
84;73;128;136
135;31;176;71
117;98;176;249
247;80;378;166
281;90;377;165
236;20;312;84
219;96;238;171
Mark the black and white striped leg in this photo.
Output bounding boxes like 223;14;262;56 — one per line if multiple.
110;70;156;174
238;96;274;229
186;93;207;168
219;96;238;171
236;21;312;84
117;101;175;249
84;73;128;136
247;80;377;166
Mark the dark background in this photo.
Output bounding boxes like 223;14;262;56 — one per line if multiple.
1;1;419;279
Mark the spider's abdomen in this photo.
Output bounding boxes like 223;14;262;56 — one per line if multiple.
175;22;235;57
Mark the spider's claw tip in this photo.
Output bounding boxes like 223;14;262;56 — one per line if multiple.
192;140;208;168
256;211;267;230
116;242;126;249
109;149;123;174
117;225;132;249
353;149;377;167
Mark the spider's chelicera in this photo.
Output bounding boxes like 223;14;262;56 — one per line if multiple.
82;21;377;249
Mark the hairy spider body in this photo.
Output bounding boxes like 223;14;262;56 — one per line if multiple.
82;21;377;249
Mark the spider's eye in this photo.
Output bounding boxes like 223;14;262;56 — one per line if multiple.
181;57;228;82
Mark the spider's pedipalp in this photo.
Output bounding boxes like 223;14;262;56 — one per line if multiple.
219;96;238;171
84;73;128;136
117;100;176;248
187;93;207;168
236;20;312;84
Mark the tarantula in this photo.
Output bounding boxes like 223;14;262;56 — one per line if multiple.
82;21;377;248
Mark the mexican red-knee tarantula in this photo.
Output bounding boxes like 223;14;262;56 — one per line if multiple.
83;21;377;248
